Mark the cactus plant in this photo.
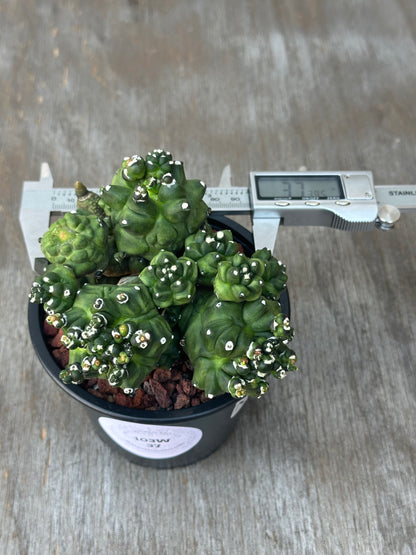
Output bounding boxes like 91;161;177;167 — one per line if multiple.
40;211;109;276
30;149;297;402
181;294;296;398
99;150;209;259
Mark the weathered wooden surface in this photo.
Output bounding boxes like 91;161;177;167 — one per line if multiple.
1;0;416;553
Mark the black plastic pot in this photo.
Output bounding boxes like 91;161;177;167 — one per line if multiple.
28;216;290;468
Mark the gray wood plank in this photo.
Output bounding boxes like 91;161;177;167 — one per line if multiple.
1;0;416;553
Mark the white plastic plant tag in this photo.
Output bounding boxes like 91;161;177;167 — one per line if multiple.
98;417;203;459
230;397;248;418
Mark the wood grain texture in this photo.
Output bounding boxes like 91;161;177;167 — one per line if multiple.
1;0;416;553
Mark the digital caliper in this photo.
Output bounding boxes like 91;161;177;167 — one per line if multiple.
206;170;415;252
19;164;416;270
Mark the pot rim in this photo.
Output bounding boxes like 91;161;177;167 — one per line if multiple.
28;215;290;424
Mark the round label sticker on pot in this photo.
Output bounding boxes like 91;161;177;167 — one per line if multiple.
98;417;203;460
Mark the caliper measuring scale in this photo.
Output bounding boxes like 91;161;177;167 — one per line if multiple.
19;164;416;270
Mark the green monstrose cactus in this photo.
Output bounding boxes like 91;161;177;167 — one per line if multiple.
40;211;109;276
139;251;198;308
30;264;80;314
181;294;296;398
184;228;239;286
99;150;209;259
57;282;174;392
30;149;297;399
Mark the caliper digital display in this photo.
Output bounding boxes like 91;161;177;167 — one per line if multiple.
256;175;344;200
250;171;379;251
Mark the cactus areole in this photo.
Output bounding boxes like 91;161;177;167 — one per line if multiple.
29;150;297;466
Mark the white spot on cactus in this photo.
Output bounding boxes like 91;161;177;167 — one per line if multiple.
246;342;256;358
215;302;222;308
124;388;134;394
181;202;189;209
171;265;177;272
206;237;215;244
121;219;128;225
175;280;181;286
233;270;239;276
127;155;141;166
225;341;234;351
94;298;104;309
216;231;224;239
160;337;167;344
261;299;267;305
116;293;129;303
64;289;71;297
206;329;212;335
81;359;91;371
186;260;192;265
207;394;214;399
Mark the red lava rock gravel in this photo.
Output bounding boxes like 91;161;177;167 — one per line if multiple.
43;319;209;411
